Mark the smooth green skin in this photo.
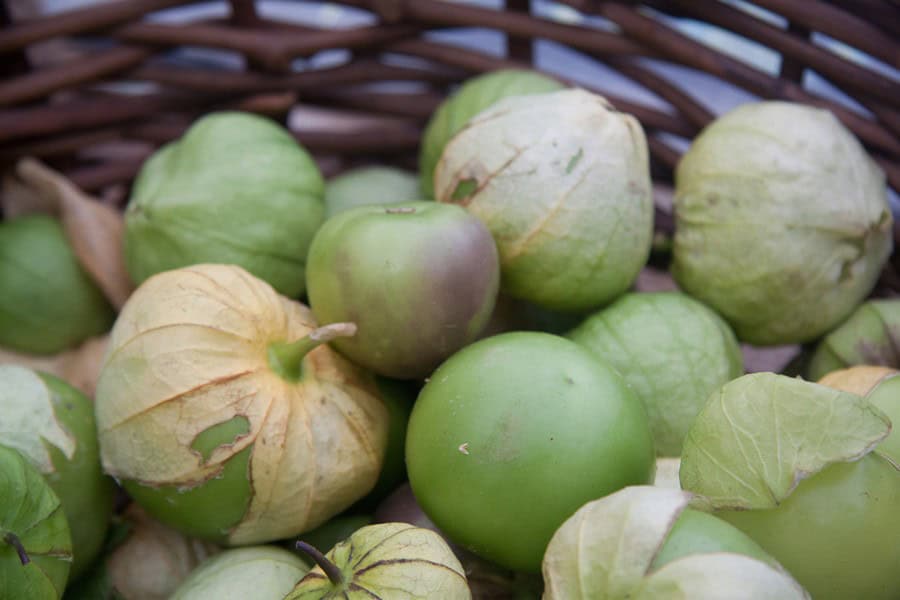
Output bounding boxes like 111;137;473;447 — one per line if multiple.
568;292;743;456
324;166;422;218
35;373;114;580
808;299;900;380
123;444;252;544
867;374;900;464
650;509;775;571
406;332;655;572
0;214;114;354
717;454;900;600
306;201;500;379
673;101;892;345
351;377;416;511
419;69;565;198
0;444;72;599
125;111;325;298
295;515;372;555
171;546;309;600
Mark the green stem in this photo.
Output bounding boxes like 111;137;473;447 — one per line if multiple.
268;322;357;381
295;540;344;586
3;532;30;565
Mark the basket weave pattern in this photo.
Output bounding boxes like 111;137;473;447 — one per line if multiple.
1;0;898;291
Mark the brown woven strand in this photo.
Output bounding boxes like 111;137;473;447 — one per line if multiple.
0;0;897;197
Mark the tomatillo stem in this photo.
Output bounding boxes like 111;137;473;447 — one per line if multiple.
268;322;357;381
3;532;30;565
295;540;343;585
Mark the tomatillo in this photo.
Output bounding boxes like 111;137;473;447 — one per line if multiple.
406;332;655;572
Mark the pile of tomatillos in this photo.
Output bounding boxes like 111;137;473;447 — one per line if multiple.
1;69;899;600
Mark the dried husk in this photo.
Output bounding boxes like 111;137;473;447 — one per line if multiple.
107;505;218;600
8;158;132;309
818;365;897;396
95;264;389;545
65;504;219;600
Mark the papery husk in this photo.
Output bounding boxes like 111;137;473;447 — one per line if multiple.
436;89;653;313
106;505;219;600
169;545;305;600
818;366;900;465
818;365;897;396
2;158;132;310
541;486;808;600
287;522;471;599
95;264;389;545
680;373;891;510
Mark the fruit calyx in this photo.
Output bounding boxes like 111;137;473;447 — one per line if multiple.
268;322;357;381
2;530;30;565
295;540;344;586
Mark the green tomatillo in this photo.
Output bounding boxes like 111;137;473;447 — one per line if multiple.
807;299;900;380
0;365;114;580
819;366;900;466
435;89;654;312
680;372;900;600
287;522;470;599
542;486;808;599
567;292;742;456
0;214;114;354
170;546;309;600
419;69;565;198
95;264;389;546
406;332;655;572
124;111;325;298
306;201;500;379
0;444;73;599
673;101;893;345
324;166;422;219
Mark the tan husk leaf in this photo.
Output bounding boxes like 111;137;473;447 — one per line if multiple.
817;365;898;396
95;264;389;545
10;157;133;309
0;334;109;398
107;504;219;600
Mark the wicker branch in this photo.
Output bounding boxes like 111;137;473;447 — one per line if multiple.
116;21;420;71
383;39;698;138
129;59;463;94
752;0;899;68
0;91;221;144
0;45;153;107
0;0;190;54
593;2;900;156
649;0;899;106
0;0;896;200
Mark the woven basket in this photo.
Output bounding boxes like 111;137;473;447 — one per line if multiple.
1;0;898;294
